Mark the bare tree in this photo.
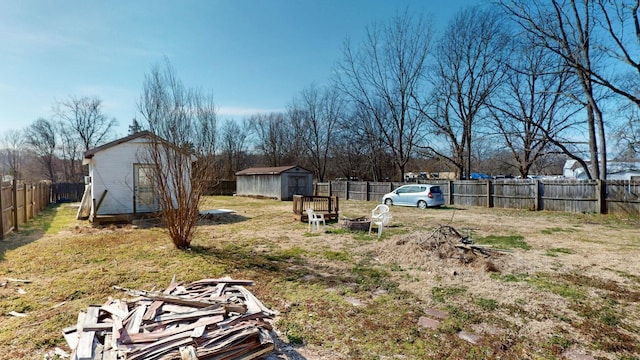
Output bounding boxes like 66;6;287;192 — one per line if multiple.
1;129;25;179
336;103;395;181
249;112;301;167
331;128;372;180
25;118;58;181
564;0;640;108
335;10;433;181
423;6;508;179
54;95;117;152
288;84;344;181
500;0;607;179
57;122;83;182
220;118;250;178
137;59;217;249
488;32;582;177
614;107;640;160
192;94;218;157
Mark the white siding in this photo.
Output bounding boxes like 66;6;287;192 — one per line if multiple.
237;175;282;199
88;138;150;215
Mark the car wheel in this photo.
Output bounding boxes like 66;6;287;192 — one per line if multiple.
417;200;427;209
384;198;393;206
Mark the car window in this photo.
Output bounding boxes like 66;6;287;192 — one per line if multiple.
419;185;427;192
396;186;407;194
430;186;442;193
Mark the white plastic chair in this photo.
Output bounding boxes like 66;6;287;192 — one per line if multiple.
369;204;392;238
306;208;325;232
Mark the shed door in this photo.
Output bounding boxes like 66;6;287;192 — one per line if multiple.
134;164;158;213
288;175;307;198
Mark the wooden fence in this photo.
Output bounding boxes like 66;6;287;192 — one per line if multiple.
203;180;237;196
314;179;640;216
52;182;86;203
0;181;52;239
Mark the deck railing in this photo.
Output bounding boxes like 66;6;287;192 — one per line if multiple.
292;195;340;221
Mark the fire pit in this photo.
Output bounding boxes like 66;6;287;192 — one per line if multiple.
340;217;370;231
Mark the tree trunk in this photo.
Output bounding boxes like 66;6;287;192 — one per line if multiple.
595;106;607;179
586;103;599;180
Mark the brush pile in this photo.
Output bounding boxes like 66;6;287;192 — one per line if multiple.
396;225;507;264
63;277;275;360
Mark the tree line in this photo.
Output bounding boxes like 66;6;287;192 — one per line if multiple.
3;0;640;184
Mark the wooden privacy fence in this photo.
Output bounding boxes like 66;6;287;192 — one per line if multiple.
51;182;85;202
0;181;52;239
314;179;640;216
203;180;237;196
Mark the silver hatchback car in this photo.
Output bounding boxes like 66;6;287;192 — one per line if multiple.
382;184;445;209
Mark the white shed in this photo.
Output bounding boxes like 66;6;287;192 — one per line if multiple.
79;131;187;221
235;165;313;200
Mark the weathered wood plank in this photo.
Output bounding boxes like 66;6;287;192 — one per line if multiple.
179;345;198;360
75;330;96;360
62;327;78;351
125;315;224;344
155;307;225;323
113;286;233;308
143;300;163;321
125;305;146;334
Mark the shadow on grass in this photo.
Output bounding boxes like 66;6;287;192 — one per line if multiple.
0;203;63;262
436;206;467;211
186;238;396;294
197;213;250;226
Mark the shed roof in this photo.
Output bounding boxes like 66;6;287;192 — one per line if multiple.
83;131;193;161
84;131;154;159
235;165;311;176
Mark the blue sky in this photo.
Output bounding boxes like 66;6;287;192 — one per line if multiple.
0;0;480;137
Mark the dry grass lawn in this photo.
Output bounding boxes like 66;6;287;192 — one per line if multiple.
0;196;638;359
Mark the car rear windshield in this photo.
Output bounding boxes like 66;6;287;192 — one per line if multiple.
430;186;442;193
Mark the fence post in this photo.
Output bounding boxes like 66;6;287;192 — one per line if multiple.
32;184;38;216
0;184;4;240
448;180;454;205
23;183;28;222
534;180;540;211
36;183;40;212
486;180;493;208
597;179;606;214
366;182;370;201
12;179;18;232
346;181;350;200
35;183;39;213
30;184;33;218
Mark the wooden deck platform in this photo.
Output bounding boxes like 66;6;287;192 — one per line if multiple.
293;195;339;222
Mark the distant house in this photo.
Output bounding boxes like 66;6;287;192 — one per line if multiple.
563;159;640;180
235;165;313;200
79;131;190;221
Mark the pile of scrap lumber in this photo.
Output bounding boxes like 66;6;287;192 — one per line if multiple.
63;277;275;360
